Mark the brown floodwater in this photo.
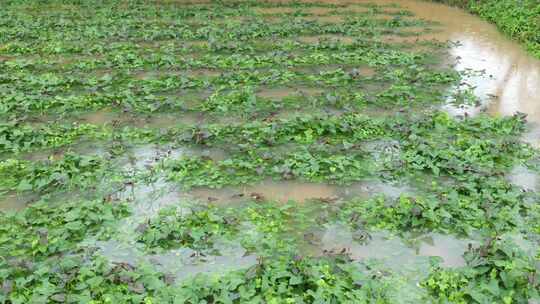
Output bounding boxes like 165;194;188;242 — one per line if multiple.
285;0;540;139
256;86;324;100
134;68;221;80
0;193;35;212
297;35;355;45
188;179;339;204
188;178;412;204
372;1;540;132
4;2;539;285
78;108;202;127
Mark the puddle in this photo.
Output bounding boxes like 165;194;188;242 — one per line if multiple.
311;224;471;268
136;112;201;128
187;146;228;162
269;107;345;120
188;178;414;205
110;179;187;244
338;180;412;200
378;30;446;44
294;64;376;78
0;55;13;62
301;15;343;23
148;241;257;283
256;87;323;100
79;108;118;125
297;35;355;44
254;7;297;14
161;89;213;111
0;193;37;212
123;145;183;172
508;165;538;192
300;224;472;303
125;144;228;171
88;154;258;284
134;68;221;80
21;141;107;162
373;14;417;22
500;232;538;258
112;143;229;220
22;149;66;162
523;122;540;148
78;109;201;128
414;233;471;268
94;240;143;266
122;143;226;174
90;179;255;284
362;138;402;163
189;179;340;204
92;238;257;284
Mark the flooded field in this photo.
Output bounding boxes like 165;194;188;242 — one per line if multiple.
0;0;539;302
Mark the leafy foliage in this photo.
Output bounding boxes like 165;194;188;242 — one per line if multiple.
138;206;238;251
175;255;390;304
0;0;538;303
422;237;540;303
0;153;108;193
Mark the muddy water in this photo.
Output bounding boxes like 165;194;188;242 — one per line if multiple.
310;225;472;268
297;35;354;45
78;108;202;127
133;68;221;80
5;2;539;289
369;1;540;133
188;179;339;204
256;86;324;100
0;193;36;212
286;0;540;136
188;178;411;204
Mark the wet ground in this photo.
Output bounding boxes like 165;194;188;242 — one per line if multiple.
1;1;539;299
387;1;540;136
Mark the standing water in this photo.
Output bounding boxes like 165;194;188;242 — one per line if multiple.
379;0;540;142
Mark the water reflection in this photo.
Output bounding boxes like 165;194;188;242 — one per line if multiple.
374;0;540;123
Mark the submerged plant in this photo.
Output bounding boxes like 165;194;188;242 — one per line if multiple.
0;0;538;302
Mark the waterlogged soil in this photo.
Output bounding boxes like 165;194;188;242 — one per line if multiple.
1;1;539;303
308;225;471;268
388;1;540;120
